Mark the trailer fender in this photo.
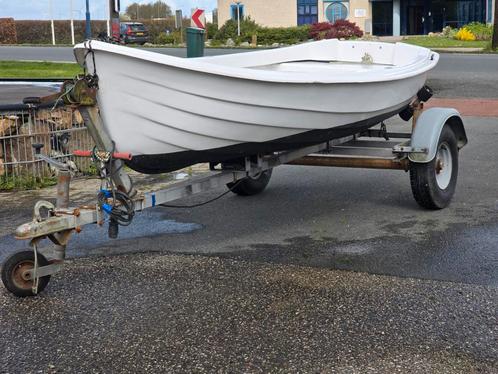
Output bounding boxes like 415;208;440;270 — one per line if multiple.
409;107;467;163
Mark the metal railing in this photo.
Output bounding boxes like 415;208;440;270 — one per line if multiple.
0;103;94;189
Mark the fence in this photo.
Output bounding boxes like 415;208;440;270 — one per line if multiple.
0;104;94;190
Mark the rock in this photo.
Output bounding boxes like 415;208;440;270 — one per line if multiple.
0;116;18;137
225;38;235;47
143;42;154;47
240;41;250;47
36;108;74;130
73;109;84;125
271;42;279;48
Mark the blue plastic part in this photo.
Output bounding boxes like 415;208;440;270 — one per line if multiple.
102;203;113;214
100;189;112;198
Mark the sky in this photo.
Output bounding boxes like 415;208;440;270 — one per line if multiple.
0;0;217;20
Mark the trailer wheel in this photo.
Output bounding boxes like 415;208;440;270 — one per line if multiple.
409;125;458;209
228;169;273;196
1;251;51;297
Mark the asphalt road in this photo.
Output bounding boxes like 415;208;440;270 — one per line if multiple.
0;116;497;372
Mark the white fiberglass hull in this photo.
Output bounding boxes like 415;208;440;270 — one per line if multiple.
74;39;438;173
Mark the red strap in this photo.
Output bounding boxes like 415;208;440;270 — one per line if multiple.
73;150;132;160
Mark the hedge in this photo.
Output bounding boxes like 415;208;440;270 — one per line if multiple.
15;20;107;44
213;18;311;46
257;26;310;45
12;18;187;45
0;18;17;44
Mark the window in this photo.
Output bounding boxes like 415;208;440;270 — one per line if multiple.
372;2;393;36
326;2;348;23
297;0;318;25
231;4;244;21
443;0;486;28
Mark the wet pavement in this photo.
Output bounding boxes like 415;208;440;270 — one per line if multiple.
0;82;60;106
0;115;497;372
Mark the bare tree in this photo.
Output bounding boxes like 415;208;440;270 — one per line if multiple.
125;1;172;21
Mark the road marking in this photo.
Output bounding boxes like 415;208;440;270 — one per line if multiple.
426;98;498;117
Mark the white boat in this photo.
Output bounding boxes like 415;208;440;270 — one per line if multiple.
74;39;438;173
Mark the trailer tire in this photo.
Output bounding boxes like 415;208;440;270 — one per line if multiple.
228;169;273;196
409;125;458;209
1;251;51;297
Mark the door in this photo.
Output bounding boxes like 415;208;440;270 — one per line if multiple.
407;5;424;35
372;2;393;36
297;0;318;25
430;0;444;32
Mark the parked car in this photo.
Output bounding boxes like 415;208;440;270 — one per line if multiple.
120;22;149;45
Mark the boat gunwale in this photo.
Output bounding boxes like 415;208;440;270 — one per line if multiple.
74;39;439;85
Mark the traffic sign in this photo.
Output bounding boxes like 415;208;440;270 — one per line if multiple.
191;8;205;29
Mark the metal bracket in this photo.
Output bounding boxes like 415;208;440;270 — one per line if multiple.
24;263;63;279
79;106;134;194
35;154;69;171
392;145;427;154
33;200;55;222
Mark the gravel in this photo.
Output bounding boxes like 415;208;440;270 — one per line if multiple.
1;253;497;373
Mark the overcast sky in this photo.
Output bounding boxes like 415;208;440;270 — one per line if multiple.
0;0;217;20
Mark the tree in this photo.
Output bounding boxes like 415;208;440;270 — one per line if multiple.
492;0;498;50
125;1;172;20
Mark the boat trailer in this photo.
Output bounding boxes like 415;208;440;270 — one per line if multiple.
1;87;467;297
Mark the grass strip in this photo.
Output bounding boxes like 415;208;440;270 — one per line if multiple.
403;37;489;49
0;60;82;79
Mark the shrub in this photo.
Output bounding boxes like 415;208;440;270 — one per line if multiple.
0;18;17;44
140;18;183;42
455;27;476;41
310;20;362;40
213;17;259;43
309;22;333;40
214;18;309;46
155;31;176;44
441;25;457;39
257;25;310;45
327;19;363;39
205;22;218;39
462;22;492;41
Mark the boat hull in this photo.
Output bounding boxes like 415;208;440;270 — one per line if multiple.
74;40;435;173
125;106;403;173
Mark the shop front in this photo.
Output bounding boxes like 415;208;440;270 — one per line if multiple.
372;0;489;36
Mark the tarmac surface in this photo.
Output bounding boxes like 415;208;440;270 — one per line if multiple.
0;115;497;372
1;254;496;373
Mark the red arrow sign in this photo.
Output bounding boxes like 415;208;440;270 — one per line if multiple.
191;8;205;29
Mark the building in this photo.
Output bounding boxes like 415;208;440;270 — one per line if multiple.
217;0;495;36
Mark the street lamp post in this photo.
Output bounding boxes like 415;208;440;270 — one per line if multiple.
70;0;75;44
49;0;55;45
235;1;241;37
85;0;92;39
